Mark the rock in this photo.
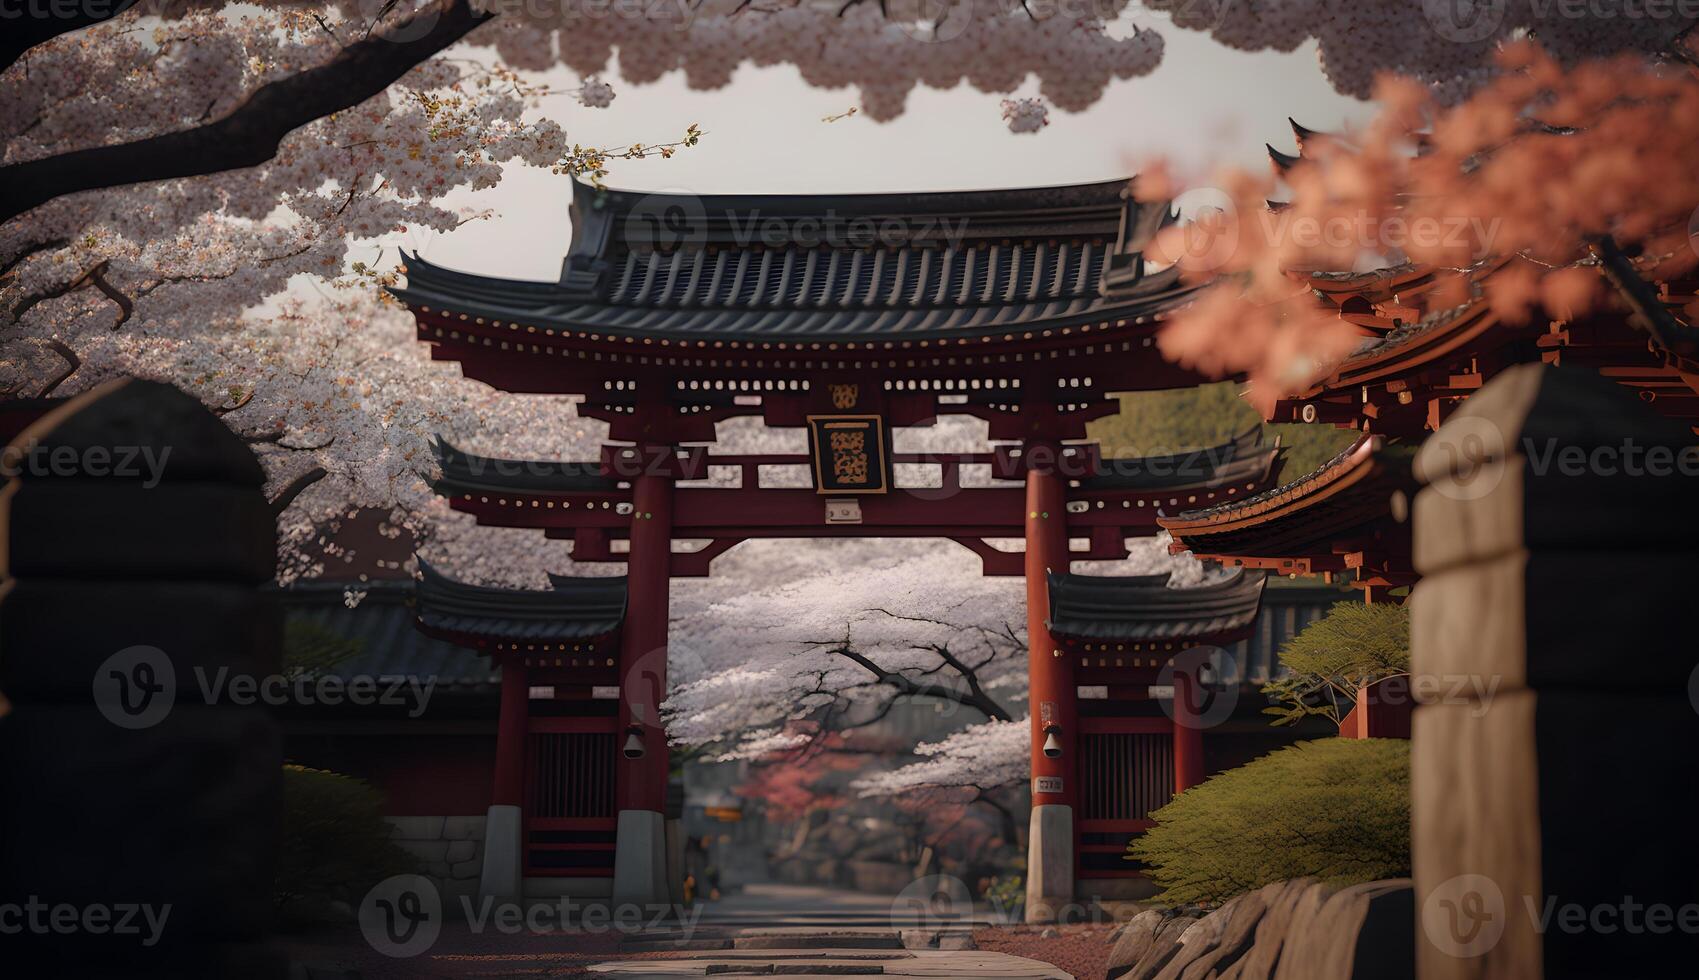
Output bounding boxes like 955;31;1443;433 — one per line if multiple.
1103;879;1412;980
442;816;484;841
387;816;446;841
1232;879;1319;980
937;933;977;951
1269;881;1338;980
1177;891;1268;980
1123;913;1200;980
1305;879;1413;980
1152;905;1228;980
900;930;938;950
1041;927;1059;939
396;840;450;863
1105;910;1167;980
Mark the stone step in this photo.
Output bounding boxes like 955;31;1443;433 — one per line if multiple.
620;938;735;953
732;934;905;951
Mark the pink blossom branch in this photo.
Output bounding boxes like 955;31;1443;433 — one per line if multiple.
0;0;492;223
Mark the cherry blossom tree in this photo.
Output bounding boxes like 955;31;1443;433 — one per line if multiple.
665;532;1222;790
8;0;1696;224
1149;42;1699;411
1152;0;1696;104
1;0;1173;224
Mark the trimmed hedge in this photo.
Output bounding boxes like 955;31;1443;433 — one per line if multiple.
1127;739;1410;905
275;765;415;926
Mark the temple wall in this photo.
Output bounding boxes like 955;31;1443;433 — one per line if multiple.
387;815;487;909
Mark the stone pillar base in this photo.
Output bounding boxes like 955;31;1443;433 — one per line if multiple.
1025;804;1074;924
664;817;685;908
613;809;670;910
478;804;523;900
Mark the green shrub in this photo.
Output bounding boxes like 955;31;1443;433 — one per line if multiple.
1263;601;1410;729
1127;739;1410;905
1088;382;1358;476
275;765;416;926
283;619;365;676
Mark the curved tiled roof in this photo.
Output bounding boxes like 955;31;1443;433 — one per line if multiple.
1081;424;1280;492
431;435;615;496
1046;568;1268;641
1170;434;1378;525
395;252;1195;344
391;178;1201;345
415;560;627;640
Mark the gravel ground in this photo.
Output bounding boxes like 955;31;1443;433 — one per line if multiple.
973;923;1118;980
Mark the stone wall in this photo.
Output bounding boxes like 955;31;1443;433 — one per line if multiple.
387;815;486;909
1408;364;1699;978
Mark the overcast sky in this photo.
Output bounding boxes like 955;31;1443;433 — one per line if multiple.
405;25;1374;281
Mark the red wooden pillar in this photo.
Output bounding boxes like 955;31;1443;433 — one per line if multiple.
1172;663;1205;794
480;654;530;897
1023;443;1076;921
617;463;673;812
1025;454;1075;805
492;655;530;806
613;450;675;907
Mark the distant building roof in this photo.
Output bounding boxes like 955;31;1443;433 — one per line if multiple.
415;560;627;642
1079;424;1281;493
278;581;497;689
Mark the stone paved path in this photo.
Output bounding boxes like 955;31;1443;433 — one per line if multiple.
587;884;1067;980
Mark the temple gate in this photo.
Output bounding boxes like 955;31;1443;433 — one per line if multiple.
397;179;1288;918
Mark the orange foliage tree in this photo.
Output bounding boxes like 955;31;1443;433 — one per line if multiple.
1147;43;1699;411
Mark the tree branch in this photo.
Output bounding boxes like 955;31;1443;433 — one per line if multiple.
9;259;132;329
86;263;134;329
0;0;494;223
37;338;80;397
0;238;70;281
0;1;139;76
828;642;1012;723
1591;234;1699;357
270;466;328;516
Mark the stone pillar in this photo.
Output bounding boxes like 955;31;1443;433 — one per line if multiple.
613;459;674;910
1409;364;1699;979
0;380;281;973
1023;445;1076;923
479;657;528;899
1172;664;1206;793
